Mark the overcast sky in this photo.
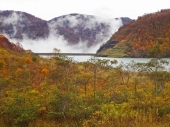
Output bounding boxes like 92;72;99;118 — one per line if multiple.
1;0;170;20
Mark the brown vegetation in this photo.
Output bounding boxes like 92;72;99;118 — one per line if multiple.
0;35;23;51
0;46;170;126
99;9;170;57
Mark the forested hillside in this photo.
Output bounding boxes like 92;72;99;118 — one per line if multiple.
97;9;170;58
1;38;170;126
0;35;23;51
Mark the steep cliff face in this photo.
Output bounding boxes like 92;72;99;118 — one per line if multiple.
97;9;170;57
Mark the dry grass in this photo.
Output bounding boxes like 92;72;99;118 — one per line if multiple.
99;41;130;58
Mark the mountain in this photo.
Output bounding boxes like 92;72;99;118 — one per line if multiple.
97;9;170;58
48;14;132;46
48;13;131;46
48;13;110;46
119;17;132;26
0;35;23;51
0;11;132;51
0;10;49;39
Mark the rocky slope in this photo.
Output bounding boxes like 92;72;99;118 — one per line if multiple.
97;9;170;57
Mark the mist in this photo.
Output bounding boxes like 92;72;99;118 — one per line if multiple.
0;11;23;25
9;33;103;53
3;12;123;53
16;35;103;53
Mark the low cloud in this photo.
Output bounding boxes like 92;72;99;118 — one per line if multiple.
3;12;123;53
94;17;122;43
0;11;24;37
11;35;100;53
48;14;81;28
46;14;123;53
0;11;23;25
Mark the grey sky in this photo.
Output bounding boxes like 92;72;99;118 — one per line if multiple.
1;0;170;20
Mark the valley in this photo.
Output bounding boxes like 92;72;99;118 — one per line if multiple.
0;10;132;53
1;9;170;127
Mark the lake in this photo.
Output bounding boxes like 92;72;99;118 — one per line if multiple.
42;55;170;70
70;56;170;63
69;56;170;70
71;56;152;63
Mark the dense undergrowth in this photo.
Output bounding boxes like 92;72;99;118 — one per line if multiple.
1;48;170;127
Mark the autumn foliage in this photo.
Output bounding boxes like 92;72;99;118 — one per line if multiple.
0;35;24;52
101;9;170;58
1;43;170;126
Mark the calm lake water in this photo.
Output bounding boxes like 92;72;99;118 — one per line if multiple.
72;56;152;63
69;56;170;70
70;56;170;63
43;55;170;70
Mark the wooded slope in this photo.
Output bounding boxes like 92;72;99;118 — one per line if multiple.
97;9;170;57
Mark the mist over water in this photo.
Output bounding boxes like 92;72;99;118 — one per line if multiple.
17;35;103;53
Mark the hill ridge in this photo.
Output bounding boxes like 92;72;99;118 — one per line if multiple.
0;10;132;49
97;9;170;57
